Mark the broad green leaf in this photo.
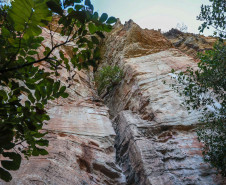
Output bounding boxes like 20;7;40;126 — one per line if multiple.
88;23;96;34
59;86;66;93
85;0;93;11
35;90;41;101
96;31;105;38
32;132;47;138
43;47;51;56
42;114;50;121
26;83;35;90
46;83;53;97
35;103;43;109
59;51;65;60
1;152;21;171
28;50;38;55
46;0;63;16
32;148;39;156
9;0;52;39
0;167;12;182
75;5;84;11
1;27;10;37
38;148;48;155
36;139;49;146
92;12;98;21
53;81;60;93
61;92;69;98
102;24;112;32
28;93;35;104
25;100;31;108
67;8;73;14
39;86;46;99
106;16;117;24
99;13;108;23
0;90;8;100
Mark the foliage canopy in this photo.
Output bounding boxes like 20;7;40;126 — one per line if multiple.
0;0;116;182
197;0;226;38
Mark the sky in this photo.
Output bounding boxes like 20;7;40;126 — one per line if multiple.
92;0;213;36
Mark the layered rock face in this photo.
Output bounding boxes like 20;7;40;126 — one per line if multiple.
1;21;225;185
164;28;217;58
1;29;125;185
101;21;226;184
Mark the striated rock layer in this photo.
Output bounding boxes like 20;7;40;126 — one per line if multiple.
101;20;226;184
1;20;225;185
164;28;217;58
1;29;125;185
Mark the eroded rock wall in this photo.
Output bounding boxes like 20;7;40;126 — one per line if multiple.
101;21;226;184
1;20;225;185
164;28;217;58
1;29;125;185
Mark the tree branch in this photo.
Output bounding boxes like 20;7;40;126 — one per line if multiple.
0;40;70;74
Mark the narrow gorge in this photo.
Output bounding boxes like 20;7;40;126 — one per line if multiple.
1;20;225;185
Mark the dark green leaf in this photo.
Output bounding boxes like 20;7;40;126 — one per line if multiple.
36;139;49;146
2;152;21;171
28;94;35;104
53;81;60;93
88;23;96;34
0;167;12;182
91;36;99;44
106;16;117;24
59;86;66;93
46;0;63;15
61;92;69;98
99;13;108;23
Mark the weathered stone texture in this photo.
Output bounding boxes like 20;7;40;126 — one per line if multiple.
1;20;225;185
101;21;226;184
0;29;125;185
114;111;224;185
5;101;124;185
164;28;218;58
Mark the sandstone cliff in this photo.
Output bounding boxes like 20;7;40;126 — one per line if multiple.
164;28;217;58
1;20;225;185
100;20;225;185
1;28;126;185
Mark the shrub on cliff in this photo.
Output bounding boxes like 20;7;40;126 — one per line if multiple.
95;65;123;96
0;0;116;182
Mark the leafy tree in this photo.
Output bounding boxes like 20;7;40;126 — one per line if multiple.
0;0;116;182
171;0;225;177
197;0;226;38
94;65;123;96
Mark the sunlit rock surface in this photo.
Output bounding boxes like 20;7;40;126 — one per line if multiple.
1;20;225;185
6;100;124;185
1;29;125;185
101;21;226;184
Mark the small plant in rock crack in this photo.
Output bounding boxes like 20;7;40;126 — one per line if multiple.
94;65;123;96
